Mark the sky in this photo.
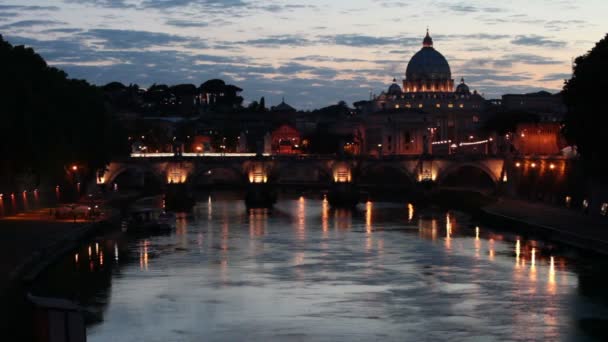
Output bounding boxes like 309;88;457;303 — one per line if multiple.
0;0;606;110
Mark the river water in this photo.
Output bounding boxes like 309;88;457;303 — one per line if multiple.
33;195;608;341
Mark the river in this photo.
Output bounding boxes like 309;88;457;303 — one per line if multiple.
33;194;608;341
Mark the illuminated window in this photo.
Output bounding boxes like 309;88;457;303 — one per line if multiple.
448;103;453;108
395;104;400;109
405;103;411;108
436;103;441;108
472;115;479;123
459;104;464;108
418;104;423;108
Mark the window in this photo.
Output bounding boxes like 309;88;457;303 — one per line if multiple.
473;115;479;123
459;104;464;108
436;103;441;108
418;104;423;108
448;103;453;108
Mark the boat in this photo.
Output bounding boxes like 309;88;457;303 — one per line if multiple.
123;208;175;234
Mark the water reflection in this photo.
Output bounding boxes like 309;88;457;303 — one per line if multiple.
30;197;608;341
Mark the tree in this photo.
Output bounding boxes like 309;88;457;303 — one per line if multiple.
563;33;608;180
259;97;266;112
0;35;128;190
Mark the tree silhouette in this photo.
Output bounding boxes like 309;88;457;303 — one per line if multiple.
0;35;127;190
563;33;608;181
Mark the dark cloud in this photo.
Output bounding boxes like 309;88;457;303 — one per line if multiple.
63;0;136;9
511;35;566;48
0;5;60;11
539;73;570;82
165;19;209;27
141;0;246;9
234;35;312;47
78;29;195;49
319;34;417;47
0;20;66;29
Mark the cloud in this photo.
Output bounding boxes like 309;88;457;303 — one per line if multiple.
511;35;566;48
141;0;246;9
63;0;136;9
539;73;570;82
319;34;417;47
0;5;59;11
234;35;312;47
165;19;209;27
0;20;67;30
78;29;195;49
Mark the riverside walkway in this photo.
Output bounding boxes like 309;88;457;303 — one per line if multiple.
482;198;608;254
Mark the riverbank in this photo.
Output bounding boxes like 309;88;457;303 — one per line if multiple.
481;198;608;255
0;208;120;339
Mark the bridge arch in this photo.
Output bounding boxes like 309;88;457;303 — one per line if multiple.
273;162;333;184
358;164;416;187
189;166;246;187
106;165;164;190
436;162;498;190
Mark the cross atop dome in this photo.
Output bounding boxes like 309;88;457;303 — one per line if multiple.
423;28;433;48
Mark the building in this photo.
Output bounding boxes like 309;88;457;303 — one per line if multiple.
356;30;488;155
271;124;301;155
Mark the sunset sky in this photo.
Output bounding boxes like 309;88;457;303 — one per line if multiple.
1;0;606;109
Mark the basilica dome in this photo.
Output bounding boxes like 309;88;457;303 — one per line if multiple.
403;30;454;93
405;32;451;81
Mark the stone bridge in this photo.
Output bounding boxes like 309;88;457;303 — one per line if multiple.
98;155;507;191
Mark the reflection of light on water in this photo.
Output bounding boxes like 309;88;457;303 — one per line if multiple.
249;208;267;237
366;201;372;233
407;203;414;222
208;195;212;220
114;243;119;262
515;240;521;268
297;197;306;239
74;253;79;263
445;213;451;250
488;239;495;261
531;248;536;268
140;240;149;271
548;256;556;294
88;245;92;259
99;250;104;266
321;198;329;235
474;230;481;258
95;242;99;255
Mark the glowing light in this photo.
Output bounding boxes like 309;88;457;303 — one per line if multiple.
531;162;536;168
475;226;479;240
407;203;414;222
515;240;521;267
515;162;521;168
459;139;488;146
549;163;556;170
88;245;92;258
71;165;78;171
366;201;372;233
531;248;536;269
114;243;119;262
75;253;79;263
95;242;99;254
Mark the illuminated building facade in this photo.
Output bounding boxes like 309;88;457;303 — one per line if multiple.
356;30;487;155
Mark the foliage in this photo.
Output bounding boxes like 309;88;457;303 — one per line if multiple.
563;33;608;179
0;35;127;189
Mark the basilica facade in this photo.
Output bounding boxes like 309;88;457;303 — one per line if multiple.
356;30;487;156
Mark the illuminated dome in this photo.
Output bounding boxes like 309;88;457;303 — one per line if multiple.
403;30;454;93
387;78;402;95
455;78;470;94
